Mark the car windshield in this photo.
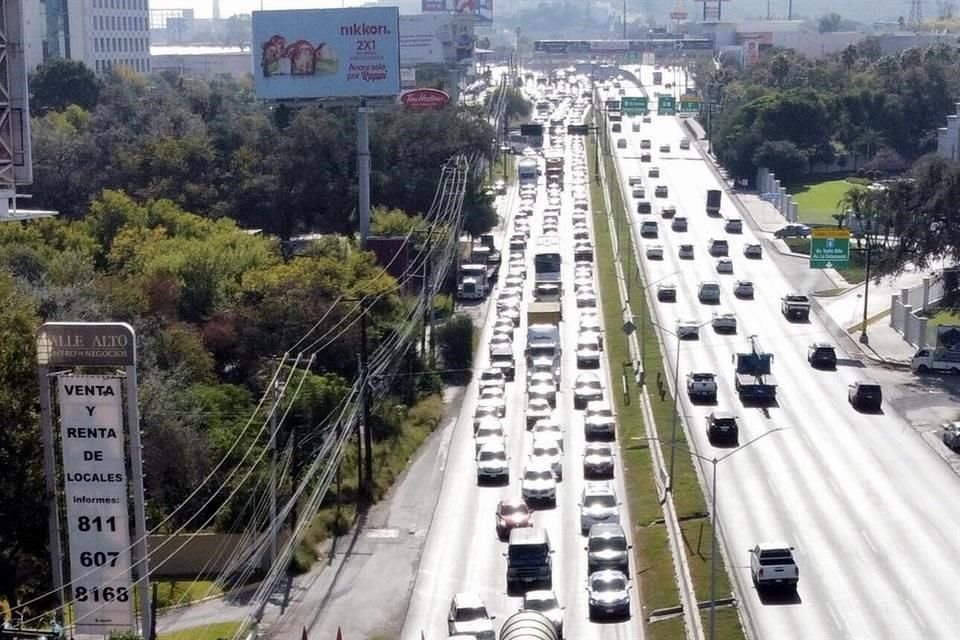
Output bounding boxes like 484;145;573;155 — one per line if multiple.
456;606;488;622
526;469;553;481
500;503;529;518
579;379;602;390
533;445;559;457
585;445;610;457
584;495;616;509
593;575;626;591
479;449;505;462
477;427;502;438
524;596;557;611
589;408;613;418
589;536;627;552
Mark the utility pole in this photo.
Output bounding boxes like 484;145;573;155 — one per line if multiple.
359;297;373;503
623;0;628;39
268;381;280;567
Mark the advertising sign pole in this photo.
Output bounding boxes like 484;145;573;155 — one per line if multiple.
125;365;153;639
38;368;66;625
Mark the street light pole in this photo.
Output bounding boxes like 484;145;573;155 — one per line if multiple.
623;0;628;39
859;243;872;344
709;458;719;640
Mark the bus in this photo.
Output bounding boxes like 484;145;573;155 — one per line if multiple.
518;157;539;185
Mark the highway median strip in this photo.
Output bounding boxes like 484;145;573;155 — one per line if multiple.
588;128;746;640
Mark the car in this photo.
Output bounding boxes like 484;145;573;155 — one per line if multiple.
657;282;677;302
503;274;524;290
636;200;652;214
678;244;694;259
724;218;743;233
526;397;553;429
521;590;564;639
676;319;701;340
648;166;660;178
654;185;668;198
576;289;598;309
617;138;627;149
579;314;601;334
586;523;630;574
473;408;502;433
640;153;652;162
712;312;737;333
479;367;506;392
579;481;620;534
749;543;799;592
542;222;559;236
643;115;651;123
679;139;690;150
475;421;506;454
646;244;664;260
632;122;641;132
586;570;631;619
448;592;496;640
531;441;563;481
574;275;594;292
575;242;594;262
576;336;602;370
660;204;676;218
574;372;604;409
496;498;533;540
528;372;558;406
521;461;557;506
583;443;615;478
659;143;671;153
572;226;589;242
532;418;564;452
942;421;960;451
628;175;644;186
848;380;883;412
632;187;646;199
640;139;651;149
698;281;721;304
478;386;507;418
494;179;507;195
743;243;763;259
708;238;729;257
584;400;616;440
672;216;688;232
807;343;837;368
476;443;509;484
488;333;512;353
716;257;734;274
774;223;811;239
734;280;755;299
640;220;658;237
706;411;739;444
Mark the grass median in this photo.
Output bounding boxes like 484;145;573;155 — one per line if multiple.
587;131;745;640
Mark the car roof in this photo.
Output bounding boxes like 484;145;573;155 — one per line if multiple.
586;400;610;410
583;480;615;495
524;589;557;602
453;592;486;609
811;342;834;349
576;372;601;382
756;541;793;551
710;411;736;419
588;522;626;538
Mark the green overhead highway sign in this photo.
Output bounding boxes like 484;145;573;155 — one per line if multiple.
621;96;648;114
809;228;850;268
657;95;676;115
679;99;701;113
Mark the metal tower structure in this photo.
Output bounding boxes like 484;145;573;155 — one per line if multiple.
909;0;924;25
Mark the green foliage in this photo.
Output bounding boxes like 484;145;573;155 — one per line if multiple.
30;59;100;114
432;293;454;319
752;140;807;184
437;314;474;372
108;632;143;640
371;207;423;237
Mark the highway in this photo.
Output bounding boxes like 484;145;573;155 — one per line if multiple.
606;65;960;639
402;79;643;639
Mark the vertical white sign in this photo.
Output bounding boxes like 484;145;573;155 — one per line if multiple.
58;376;134;634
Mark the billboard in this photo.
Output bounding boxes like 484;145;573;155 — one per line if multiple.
420;0;493;23
400;14;451;66
252;7;401;100
58;376;134;634
401;88;451;109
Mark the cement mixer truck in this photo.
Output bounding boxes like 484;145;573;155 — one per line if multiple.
499;610;559;640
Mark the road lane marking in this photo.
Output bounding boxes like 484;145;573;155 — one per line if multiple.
859;529;877;554
826;601;844;631
904;598;927;630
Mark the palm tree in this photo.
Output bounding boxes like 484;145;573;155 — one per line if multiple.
838;186;881;248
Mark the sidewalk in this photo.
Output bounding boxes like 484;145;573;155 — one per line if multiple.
683;117;919;367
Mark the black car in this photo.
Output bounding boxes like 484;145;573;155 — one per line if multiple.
637;201;652;214
807;343;837;369
706;411;739;444
656;284;677;302
586;523;630;574
848;380;883;412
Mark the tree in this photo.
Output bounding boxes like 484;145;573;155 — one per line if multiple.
818;13;844;32
29;59;100;114
752;140;807;184
437;314;474;372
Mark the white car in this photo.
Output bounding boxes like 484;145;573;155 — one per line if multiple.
574;372;604;408
488;333;512;352
734;279;755;299
575;264;593;279
586;570;631;619
584;401;616;440
474;421;506;455
678;244;694;259
716;258;734;274
579;481;621;534
574;276;595;291
478;386;506;418
528;372;558;407
646;244;664;260
577;289;598;308
531;441;563;480
504;274;524;290
478;367;505;393
521;462;557;505
676;319;701;340
526;397;553;429
576;336;602;369
476;444;509;483
711;312;737;333
532;418;564;451
500;305;522;326
448;592;497;639
580;312;601;331
473;410;501;433
509;262;527;279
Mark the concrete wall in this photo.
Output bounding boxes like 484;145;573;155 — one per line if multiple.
151;51;252;78
889;275;945;349
873;32;960;56
936;102;960;161
147;533;273;578
773;30;865;58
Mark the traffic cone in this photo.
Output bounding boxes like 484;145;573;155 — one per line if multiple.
335;627;343;640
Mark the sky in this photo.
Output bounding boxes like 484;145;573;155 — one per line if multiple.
149;0;372;19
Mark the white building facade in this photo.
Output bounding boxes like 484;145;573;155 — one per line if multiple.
22;0;151;74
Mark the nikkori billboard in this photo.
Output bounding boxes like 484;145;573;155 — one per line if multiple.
253;7;401;100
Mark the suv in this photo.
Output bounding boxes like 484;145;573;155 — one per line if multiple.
654;185;668;198
640;220;658;237
774;224;810;239
507;527;553;591
579;481;621;534
708;238;729;257
637;200;652;214
807;343;837;369
706;411;739;444
657;283;677;302
640;139;651;149
586;523;630;574
447;593;496;640
942;421;960;451
724;218;743;233
848;380;882;412
698;281;721;304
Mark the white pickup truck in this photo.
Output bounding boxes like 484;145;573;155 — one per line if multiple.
686;372;718;403
910;348;960;375
749;542;799;591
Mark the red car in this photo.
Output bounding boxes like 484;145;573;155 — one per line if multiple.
496;498;533;540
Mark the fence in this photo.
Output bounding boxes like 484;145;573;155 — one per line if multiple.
756;167;800;222
889;274;945;348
